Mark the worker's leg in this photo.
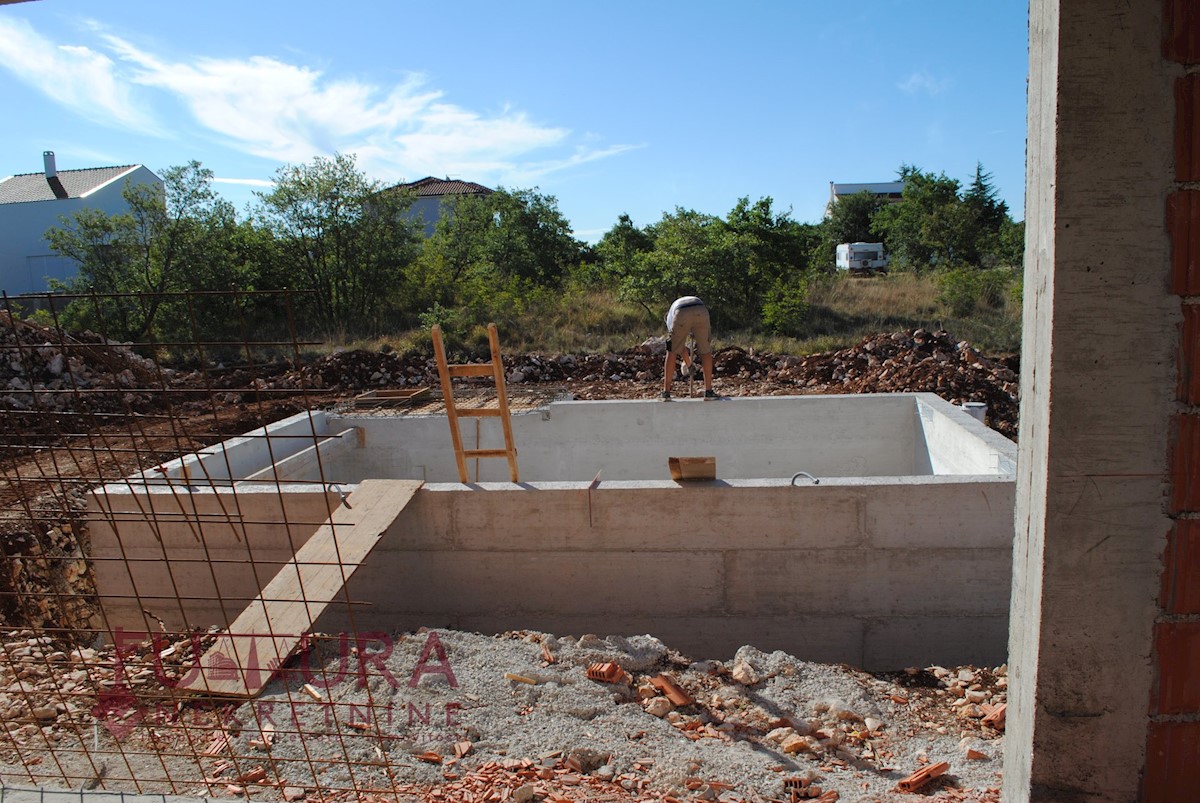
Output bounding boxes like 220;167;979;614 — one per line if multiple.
663;351;677;394
687;307;714;393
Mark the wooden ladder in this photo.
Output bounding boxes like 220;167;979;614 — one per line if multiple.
431;323;520;483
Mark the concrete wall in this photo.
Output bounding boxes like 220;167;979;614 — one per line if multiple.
90;392;1016;668
89;471;1014;670
88;486;341;636
315;393;1010;484
1006;1;1177;800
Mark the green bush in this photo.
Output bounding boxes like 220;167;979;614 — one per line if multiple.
761;275;811;334
936;267;1018;317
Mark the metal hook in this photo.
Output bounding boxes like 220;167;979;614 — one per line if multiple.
328;483;352;509
790;471;819;486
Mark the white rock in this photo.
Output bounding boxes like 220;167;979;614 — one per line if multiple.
731;661;760;685
827;700;860;721
644;697;673;718
765;727;795;744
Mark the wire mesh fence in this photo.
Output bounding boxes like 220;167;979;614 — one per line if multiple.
0;290;456;800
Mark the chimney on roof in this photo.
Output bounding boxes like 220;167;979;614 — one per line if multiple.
43;151;69;200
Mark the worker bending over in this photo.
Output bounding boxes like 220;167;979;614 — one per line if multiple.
662;296;715;400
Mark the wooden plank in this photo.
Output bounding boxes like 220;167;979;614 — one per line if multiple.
176;479;423;697
463;448;511;459
353;387;430;409
448;363;495;377
457;408;503;417
431;325;470;483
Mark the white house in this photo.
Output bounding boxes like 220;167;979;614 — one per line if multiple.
826;181;906;216
0;152;162;296
390;176;493;236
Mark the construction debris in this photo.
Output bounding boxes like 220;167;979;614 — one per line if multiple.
897;760;951;793
0;628;1004;801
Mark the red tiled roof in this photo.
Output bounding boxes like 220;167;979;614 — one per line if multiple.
0;165;144;204
393;177;493;197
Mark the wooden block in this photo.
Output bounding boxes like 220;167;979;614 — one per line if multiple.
668;456;716;481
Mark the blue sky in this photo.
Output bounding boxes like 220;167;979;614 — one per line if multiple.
0;1;1029;242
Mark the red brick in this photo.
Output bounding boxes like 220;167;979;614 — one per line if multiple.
1178;76;1200;181
1161;521;1200;613
1179;305;1200;403
1164;0;1200;64
1153;622;1200;713
1144;721;1200;802
1168;192;1200;296
1170;414;1200;513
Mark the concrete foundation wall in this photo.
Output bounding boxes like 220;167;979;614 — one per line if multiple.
307;393;1008;484
89;474;1014;670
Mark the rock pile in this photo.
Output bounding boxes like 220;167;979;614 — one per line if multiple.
0;525;94;633
273;329;1019;437
0;312;165;416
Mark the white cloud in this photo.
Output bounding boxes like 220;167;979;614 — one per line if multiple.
898;70;951;96
5;21;628;184
0;17;159;131
508;143;646;184
211;177;274;188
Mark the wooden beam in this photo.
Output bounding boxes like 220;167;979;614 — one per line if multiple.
175;479;422;697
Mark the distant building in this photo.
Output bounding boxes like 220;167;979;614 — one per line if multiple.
827;181;906;216
0;152;162;296
390;176;493;236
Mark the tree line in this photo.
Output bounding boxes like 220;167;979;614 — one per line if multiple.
41;154;1023;348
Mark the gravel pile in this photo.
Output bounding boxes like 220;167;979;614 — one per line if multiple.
213;628;1005;802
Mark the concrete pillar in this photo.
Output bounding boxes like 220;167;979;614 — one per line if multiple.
1006;1;1179;800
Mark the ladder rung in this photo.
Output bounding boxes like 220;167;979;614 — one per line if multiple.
448;364;495;377
457;408;503;417
463;448;513;459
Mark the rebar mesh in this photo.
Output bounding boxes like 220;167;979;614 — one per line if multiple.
0;290;437;800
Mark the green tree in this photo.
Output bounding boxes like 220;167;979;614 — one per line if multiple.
872;165;964;270
255;153;422;337
594;213;654;287
609;198;816;331
46;161;236;342
826;190;888;244
410;187;585;331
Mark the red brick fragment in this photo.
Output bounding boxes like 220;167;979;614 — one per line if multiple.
586;661;630;684
896;761;949;793
981;702;1006;730
650;673;694;706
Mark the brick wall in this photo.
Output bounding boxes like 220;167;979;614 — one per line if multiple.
1148;3;1200;799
